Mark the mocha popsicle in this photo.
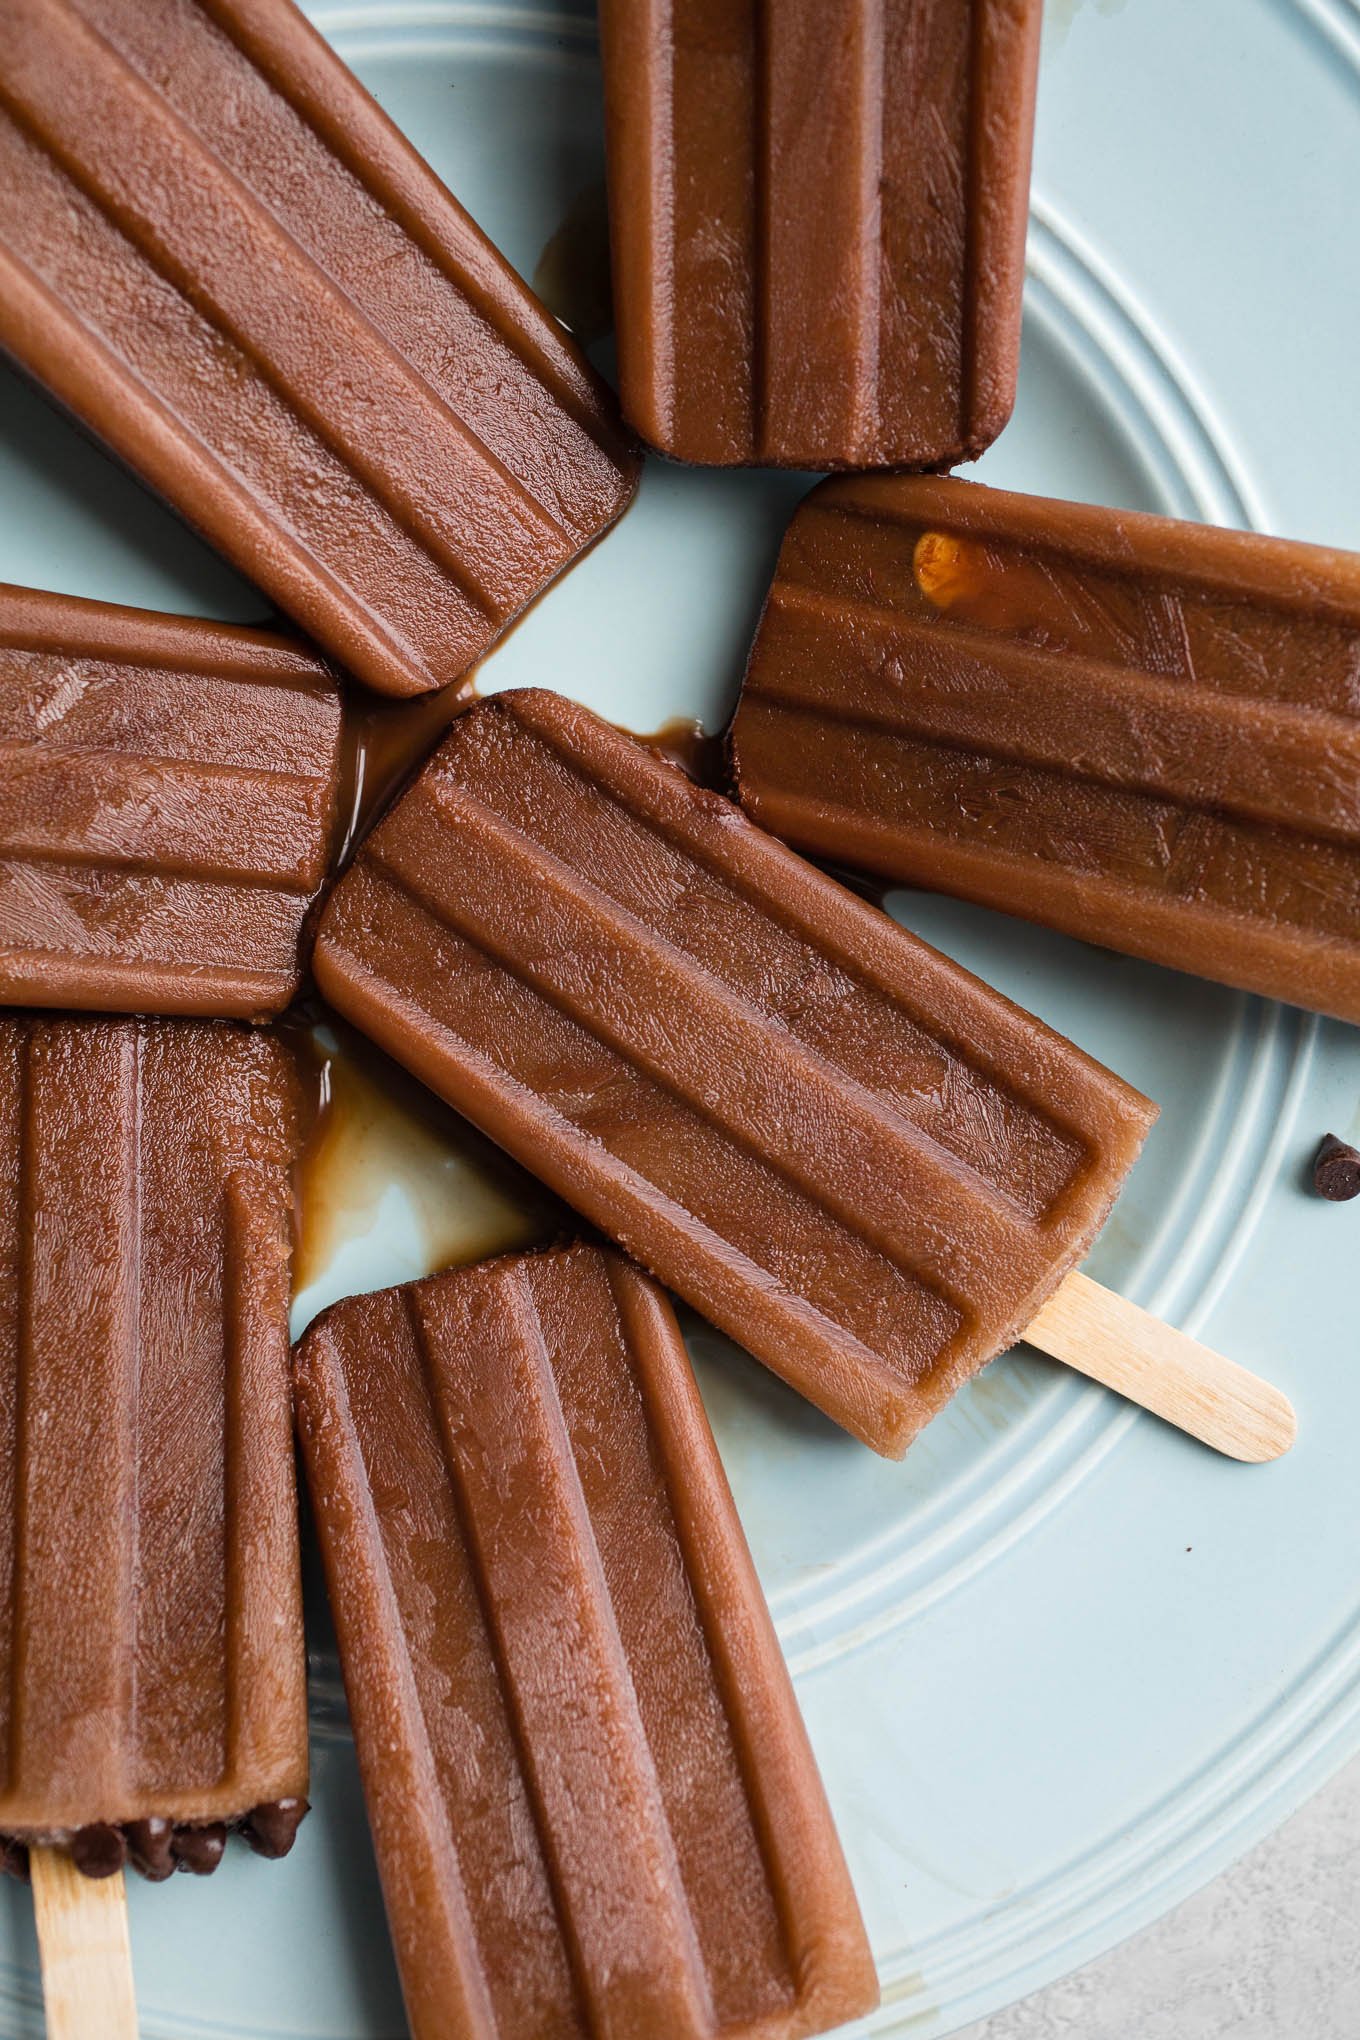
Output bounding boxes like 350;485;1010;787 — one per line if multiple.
312;688;1156;1457
294;1244;878;2040
598;0;1042;468
0;584;342;1019
0;1017;308;1878
0;0;639;699
731;474;1360;1025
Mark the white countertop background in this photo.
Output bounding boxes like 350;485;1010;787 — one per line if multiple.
960;1753;1360;2036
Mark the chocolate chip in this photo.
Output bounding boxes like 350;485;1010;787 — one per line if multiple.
171;1823;227;1875
126;1817;176;1882
241;1797;308;1859
69;1824;127;1878
0;1836;30;1883
1314;1133;1360;1202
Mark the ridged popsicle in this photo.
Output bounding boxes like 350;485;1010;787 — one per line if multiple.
598;0;1042;468
0;0;639;698
0;1017;308;1879
313;689;1156;1456
731;474;1360;1024
293;1243;878;2040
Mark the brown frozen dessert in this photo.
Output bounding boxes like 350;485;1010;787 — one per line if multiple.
294;1244;878;2039
599;0;1042;467
732;474;1360;1024
0;0;639;697
0;1017;308;1879
313;689;1156;1456
0;584;342;1018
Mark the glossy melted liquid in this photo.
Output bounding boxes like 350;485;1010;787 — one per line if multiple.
335;678;473;864
532;179;614;346
633;716;729;792
287;1013;563;1309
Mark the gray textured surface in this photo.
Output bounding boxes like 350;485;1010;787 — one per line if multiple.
959;1755;1360;2037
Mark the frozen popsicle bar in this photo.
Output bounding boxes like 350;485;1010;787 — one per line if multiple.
597;0;1042;468
312;689;1155;1456
0;583;343;1019
0;0;639;700
293;1244;878;2040
731;474;1360;1025
0;1016;308;1879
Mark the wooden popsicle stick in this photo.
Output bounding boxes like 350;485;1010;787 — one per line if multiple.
1024;1269;1297;1463
30;1847;137;2039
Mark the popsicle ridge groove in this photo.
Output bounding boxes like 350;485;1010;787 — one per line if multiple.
735;719;1360;965
800;474;1360;620
600;1257;878;2031
0;1036;18;1797
191;0;628;470
755;0;898;464
433;695;1109;1213
959;0;1040;452
293;1293;503;2034
409;1268;715;2038
317;887;944;1456
753;585;1360;843
0;585;343;1016
0;587;332;686
736;704;1360;953
0;188;460;692
388;1277;592;2038
220;1168;306;1800
0;748;337;891
44;0;557;563
9;1024;143;1812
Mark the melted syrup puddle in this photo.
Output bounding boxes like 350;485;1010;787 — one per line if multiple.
286;1012;562;1318
631;715;729;792
335;678;472;865
532;179;614;346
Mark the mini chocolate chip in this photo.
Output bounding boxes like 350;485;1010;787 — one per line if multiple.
1314;1133;1360;1202
126;1817;176;1882
0;1837;29;1883
69;1824;127;1878
172;1823;227;1875
241;1797;309;1860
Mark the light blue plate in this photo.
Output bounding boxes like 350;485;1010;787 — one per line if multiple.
0;1;1357;2033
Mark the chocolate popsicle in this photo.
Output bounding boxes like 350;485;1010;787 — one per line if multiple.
312;689;1156;1457
731;474;1360;1025
0;0;639;700
0;1017;308;1879
0;584;343;1019
598;0;1042;468
294;1244;878;2040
